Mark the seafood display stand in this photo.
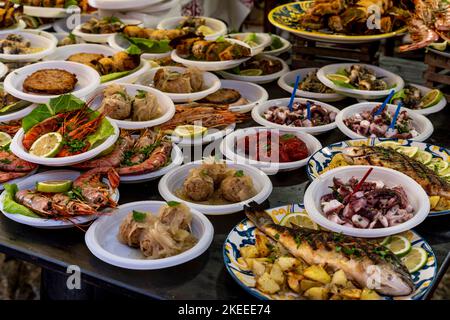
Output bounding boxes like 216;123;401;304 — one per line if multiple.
0;81;449;299
424;51;450;102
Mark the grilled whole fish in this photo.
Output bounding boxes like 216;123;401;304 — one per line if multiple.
245;202;415;296
342;146;450;199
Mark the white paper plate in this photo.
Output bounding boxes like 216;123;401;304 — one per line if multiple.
10;120;119;167
263;35;291;56
335;102;434;142
24;29;58;46
158;160;273;215
171;39;252;71
85;200;213;270
3;60;100;104
0;170;119;229
217;55;289;84
0;101;35;122
226;33;272;56
23;6;76;18
170;123;236;147
220;126;322;175
88;0;164;10
120;143;183;183
53;13;97;34
137;66;221;103
87;83;175;130
0;62;7;78
157;16;227;41
0;20;26;34
219;79;269;113
304;165;430;238
251;97;339;135
278;68;345;102
72;19;143;44
0;166;38;191
0;31;55;62
107;33;172;60
317;63;405;100
44;43;118;61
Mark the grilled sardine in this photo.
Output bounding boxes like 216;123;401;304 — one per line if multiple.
245;202;415;296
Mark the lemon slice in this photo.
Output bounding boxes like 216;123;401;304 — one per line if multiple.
439;167;450;177
0;132;12;147
384;235;411;257
429;196;441;209
279;212;319;230
197;25;215;35
401;247;428;273
396;146;419;158
174;125;207;138
413;150;433;165
427;157;448;173
240;69;263;76
29;132;63;158
36;180;72;193
376;141;401;150
380;236;392;246
421;89;443;108
326;74;350;83
429;41;447;51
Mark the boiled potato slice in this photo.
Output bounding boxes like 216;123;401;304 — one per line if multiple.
255;233;271;257
252;259;267;277
276;257;299;272
331;269;347;287
300;279;323;292
240;245;259;259
304;287;329;300
287;272;304;293
269;263;285;285
340;288;362;299
256;273;280;294
303;265;331;284
360;288;381;300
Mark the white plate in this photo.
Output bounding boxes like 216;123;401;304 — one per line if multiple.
44;43;118;61
0;170;120;229
120;144;183;183
220;126;322;175
263;35;291;56
85;200;214;270
10;120;119;167
157;16;227;41
158;160;273;215
227;33;272;56
171;39;252;72
107;33;172;60
0;101;35;122
137;66;221;103
304;165;430;238
170;123;235;147
23;6;76;18
3;60;100;104
392;84;446;116
53;13;97;34
317;63;405;100
0;166;38;191
251;97;339;135
88;0;164;10
0;20;26;34
72;19;143;44
87;83;175;130
0;31;56;62
217;55;289;84
0;62;7;78
335;102;434;142
24;29;58;46
278;68;345;102
219;79;269;113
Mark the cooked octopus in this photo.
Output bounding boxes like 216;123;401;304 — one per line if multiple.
153;68;203;93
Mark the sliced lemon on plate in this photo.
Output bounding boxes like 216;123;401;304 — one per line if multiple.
0;132;12;147
197;25;215;35
421;89;443;108
173;125;207;138
376;141;401;150
240;69;263;76
29;132;63;158
429;196;441;209
36;180;72;193
413;150;433;165
401;247;428;273
279;212;319;230
429;41;447;51
396;146;419;158
326;74;350;83
427;157;448;173
384;235;411;257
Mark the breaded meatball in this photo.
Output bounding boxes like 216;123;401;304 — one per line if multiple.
183;168;214;201
219;173;256;203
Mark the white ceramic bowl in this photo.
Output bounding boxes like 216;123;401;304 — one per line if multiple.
107;33;172;60
88;0;164;10
3;60;100;104
278;68;345;102
304;165;430;238
120;144;183;184
219;79;269;113
220;127;322;175
87;83;175;130
44;43;118;60
335;102;434;142
137;66;221;103
227;33;272;56
263;35;291;56
251;98;339;135
23;6;73;18
0;170;119;229
0;31;56;62
317;63;405;100
158;160;273;215
171;39;252;71
217;55;289;84
157;16;227;41
0;20;26;34
10;120;120;167
72;19;143;44
85;200;214;270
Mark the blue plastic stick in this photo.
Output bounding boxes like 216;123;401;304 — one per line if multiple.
288;75;301;111
306;101;311;120
375;89;395;115
389;102;403;131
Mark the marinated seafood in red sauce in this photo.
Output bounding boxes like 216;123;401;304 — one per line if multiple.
263;101;336;127
321;177;415;229
237;131;309;163
343;105;418;139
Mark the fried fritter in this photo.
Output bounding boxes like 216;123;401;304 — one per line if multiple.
201;88;241;104
23;69;77;95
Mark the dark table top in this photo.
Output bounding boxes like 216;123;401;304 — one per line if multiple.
0;83;449;300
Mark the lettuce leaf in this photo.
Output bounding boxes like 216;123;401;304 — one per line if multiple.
390;89;406;103
22;94;85;132
2;184;39;218
125;36;171;53
86;117;114;149
331;80;356;89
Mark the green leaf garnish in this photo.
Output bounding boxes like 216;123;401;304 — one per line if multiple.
167;201;180;207
234;170;244;177
132;210;147;222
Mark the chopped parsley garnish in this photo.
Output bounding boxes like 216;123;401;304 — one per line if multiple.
132;210;147;222
167;201;180;207
0;159;12;164
135;90;147;99
234;170;244;177
63;138;86;153
274;233;280;240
